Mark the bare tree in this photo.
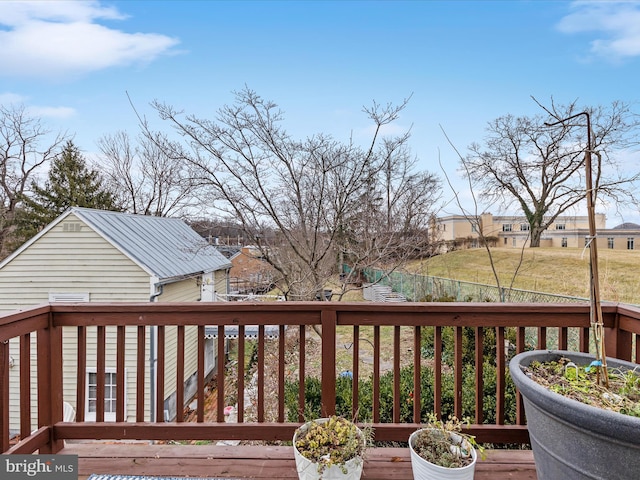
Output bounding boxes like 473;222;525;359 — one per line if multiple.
0;104;68;258
441;128;528;301
97;130;205;217
464;99;640;247
150;87;441;300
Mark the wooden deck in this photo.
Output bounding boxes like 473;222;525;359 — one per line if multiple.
64;443;537;480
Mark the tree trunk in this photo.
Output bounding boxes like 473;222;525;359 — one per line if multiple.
530;226;544;248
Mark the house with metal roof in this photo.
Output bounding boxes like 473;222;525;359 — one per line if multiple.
0;207;232;430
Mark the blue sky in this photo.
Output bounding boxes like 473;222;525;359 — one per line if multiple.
1;0;640;224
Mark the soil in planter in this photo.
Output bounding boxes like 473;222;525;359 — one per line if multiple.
411;429;475;468
522;356;640;418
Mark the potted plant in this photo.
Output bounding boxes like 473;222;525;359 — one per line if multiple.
408;414;482;480
509;350;640;480
508;111;640;480
293;415;368;480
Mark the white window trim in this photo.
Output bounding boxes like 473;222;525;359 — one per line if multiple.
85;367;126;422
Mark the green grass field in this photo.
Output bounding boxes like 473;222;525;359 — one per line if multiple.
408;247;640;305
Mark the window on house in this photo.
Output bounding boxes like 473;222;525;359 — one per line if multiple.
555;224;566;230
561;237;568;248
628;237;635;250
471;224;477;233
608;237;614;249
512;238;517;247
520;224;530;231
86;369;123;421
502;224;512;232
504;238;508;245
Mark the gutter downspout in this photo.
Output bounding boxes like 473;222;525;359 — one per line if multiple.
149;282;164;423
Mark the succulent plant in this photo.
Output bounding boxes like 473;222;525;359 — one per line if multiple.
294;416;368;475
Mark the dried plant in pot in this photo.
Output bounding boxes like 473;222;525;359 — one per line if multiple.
293;415;369;480
408;415;482;480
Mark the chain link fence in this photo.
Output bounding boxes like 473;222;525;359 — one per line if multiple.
344;265;587;303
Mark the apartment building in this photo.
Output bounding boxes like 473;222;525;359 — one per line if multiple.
435;212;640;250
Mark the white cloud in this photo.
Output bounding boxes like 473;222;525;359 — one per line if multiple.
0;0;179;78
27;105;76;119
0;92;27;104
0;92;76;119
557;1;640;60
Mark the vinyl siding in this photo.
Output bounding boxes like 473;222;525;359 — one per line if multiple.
2;214;223;429
62;325;150;423
0;214;150;311
157;279;201;417
214;269;228;295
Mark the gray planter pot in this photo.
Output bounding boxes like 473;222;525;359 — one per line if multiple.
509;350;640;480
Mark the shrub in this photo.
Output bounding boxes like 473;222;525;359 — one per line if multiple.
284;363;517;426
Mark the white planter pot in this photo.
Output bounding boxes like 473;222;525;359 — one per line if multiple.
293;418;364;480
408;429;477;480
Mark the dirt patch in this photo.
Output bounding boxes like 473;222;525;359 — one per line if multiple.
522;356;640;417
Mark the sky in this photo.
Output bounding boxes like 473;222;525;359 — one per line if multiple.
1;0;640;225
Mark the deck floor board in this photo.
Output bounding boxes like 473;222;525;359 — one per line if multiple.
62;443;537;480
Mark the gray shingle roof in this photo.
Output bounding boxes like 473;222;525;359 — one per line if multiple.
71;208;231;281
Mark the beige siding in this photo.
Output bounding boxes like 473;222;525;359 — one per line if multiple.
214;269;228;295
2;214;225;428
9;326;151;430
0;214;150;312
157;279;201;417
4;216;154;430
62;326;151;423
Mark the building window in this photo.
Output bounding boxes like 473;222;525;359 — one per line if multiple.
86;369;123;421
471;224;478;233
520;224;530;231
503;238;508;245
608;237;614;249
555;224;566;230
502;224;512;232
512;238;517;247
561;237;568;248
628;237;635;250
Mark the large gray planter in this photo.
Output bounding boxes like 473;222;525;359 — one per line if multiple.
509;350;640;480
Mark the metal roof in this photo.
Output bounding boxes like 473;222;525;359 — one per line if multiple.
71;208;231;281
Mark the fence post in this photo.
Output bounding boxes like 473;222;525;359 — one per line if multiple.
321;308;337;417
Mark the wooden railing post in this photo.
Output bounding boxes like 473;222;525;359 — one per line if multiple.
37;312;63;453
0;340;9;452
605;311;633;361
321;308;337;417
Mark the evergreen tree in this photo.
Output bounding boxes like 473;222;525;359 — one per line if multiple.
13;141;120;246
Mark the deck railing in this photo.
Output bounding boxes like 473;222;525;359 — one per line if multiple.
1;301;639;455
